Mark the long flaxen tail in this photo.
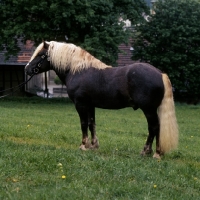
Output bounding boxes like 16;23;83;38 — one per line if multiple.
157;74;179;154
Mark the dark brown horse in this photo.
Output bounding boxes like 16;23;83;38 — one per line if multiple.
25;41;178;159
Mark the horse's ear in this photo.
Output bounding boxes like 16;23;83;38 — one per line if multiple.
43;41;49;50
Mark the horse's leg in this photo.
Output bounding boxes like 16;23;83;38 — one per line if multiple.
153;133;162;159
88;106;99;149
140;108;160;158
75;104;91;150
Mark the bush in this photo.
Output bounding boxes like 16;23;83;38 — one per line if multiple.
132;0;200;101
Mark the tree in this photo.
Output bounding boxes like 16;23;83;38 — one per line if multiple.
0;0;148;65
132;0;200;100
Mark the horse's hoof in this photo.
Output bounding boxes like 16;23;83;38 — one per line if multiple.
153;153;161;159
140;149;153;156
79;144;88;151
85;142;92;149
90;142;99;150
89;138;99;150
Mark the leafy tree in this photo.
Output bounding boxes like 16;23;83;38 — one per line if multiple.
132;0;200;100
0;0;148;65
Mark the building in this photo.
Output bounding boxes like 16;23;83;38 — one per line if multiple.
0;40;34;96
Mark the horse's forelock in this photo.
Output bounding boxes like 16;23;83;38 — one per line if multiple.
29;42;45;62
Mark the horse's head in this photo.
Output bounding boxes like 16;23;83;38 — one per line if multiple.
25;41;51;76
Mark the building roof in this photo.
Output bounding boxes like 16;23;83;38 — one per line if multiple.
0;40;34;65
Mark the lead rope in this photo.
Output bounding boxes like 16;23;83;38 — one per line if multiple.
0;75;34;99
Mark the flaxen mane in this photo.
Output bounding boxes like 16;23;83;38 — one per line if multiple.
48;41;111;73
29;41;111;73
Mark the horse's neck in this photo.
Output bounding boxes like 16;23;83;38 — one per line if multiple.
54;69;67;85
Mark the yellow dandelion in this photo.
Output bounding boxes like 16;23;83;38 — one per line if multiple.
194;177;197;180
12;178;18;182
191;136;193;138
57;163;62;167
27;125;30;127
153;185;157;188
62;175;66;179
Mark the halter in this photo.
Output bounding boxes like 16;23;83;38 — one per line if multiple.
32;51;50;74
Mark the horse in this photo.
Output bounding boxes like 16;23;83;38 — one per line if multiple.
25;41;179;159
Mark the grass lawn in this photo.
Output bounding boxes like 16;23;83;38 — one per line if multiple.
0;97;200;200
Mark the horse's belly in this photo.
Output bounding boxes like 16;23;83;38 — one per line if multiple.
95;103;130;109
91;96;133;109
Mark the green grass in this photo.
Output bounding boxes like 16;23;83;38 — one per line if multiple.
0;97;200;200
